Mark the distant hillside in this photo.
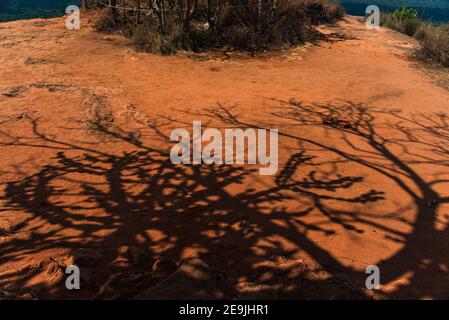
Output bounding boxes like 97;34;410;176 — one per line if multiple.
0;0;79;22
340;0;449;23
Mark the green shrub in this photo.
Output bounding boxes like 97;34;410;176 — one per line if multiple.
380;7;449;68
380;11;422;37
391;5;418;22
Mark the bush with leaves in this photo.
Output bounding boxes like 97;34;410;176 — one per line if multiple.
380;6;449;68
391;5;418;21
381;6;422;37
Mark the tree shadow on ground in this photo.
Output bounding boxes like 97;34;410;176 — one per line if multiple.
0;99;448;299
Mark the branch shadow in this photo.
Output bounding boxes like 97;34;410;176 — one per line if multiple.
0;98;448;299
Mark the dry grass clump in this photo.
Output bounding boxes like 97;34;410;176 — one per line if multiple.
379;6;449;68
416;24;449;67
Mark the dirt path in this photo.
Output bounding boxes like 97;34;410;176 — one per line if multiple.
1;13;448;299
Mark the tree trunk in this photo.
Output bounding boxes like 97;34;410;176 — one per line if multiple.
110;0;117;27
160;0;166;31
150;0;165;33
215;0;222;30
135;0;141;24
121;0;127;23
190;0;198;14
81;0;88;10
177;0;183;22
271;0;277;18
257;0;262;43
183;0;191;31
207;0;212;25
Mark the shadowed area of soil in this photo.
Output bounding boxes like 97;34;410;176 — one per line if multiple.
0;13;449;299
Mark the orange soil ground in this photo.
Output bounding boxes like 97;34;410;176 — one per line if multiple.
0;13;449;299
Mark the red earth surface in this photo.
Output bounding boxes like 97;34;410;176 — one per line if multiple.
0;12;449;299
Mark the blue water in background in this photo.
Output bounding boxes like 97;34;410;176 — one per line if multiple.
0;0;80;22
340;1;449;23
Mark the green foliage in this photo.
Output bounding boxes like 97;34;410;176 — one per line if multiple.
391;5;417;22
380;6;449;68
380;11;422;37
340;1;449;24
